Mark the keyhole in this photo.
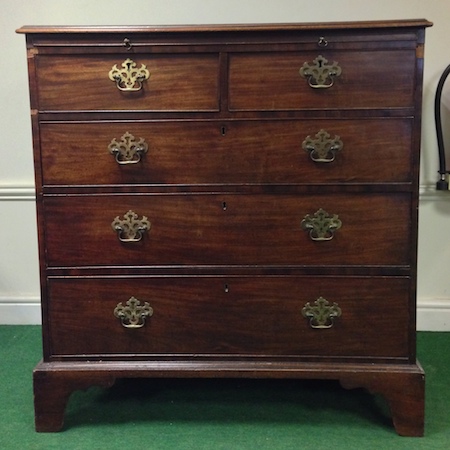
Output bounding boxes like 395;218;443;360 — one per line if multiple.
221;126;226;136
222;201;227;211
224;284;229;293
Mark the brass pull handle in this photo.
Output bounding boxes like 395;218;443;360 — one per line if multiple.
111;210;151;243
108;132;148;165
302;296;342;329
317;36;328;47
299;55;342;89
301;208;342;241
114;296;153;329
108;58;150;92
123;37;132;51
302;129;343;163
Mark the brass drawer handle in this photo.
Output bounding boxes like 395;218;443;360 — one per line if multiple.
111;210;151;243
108;58;150;92
123;37;132;51
302;296;342;329
302;129;343;163
108;132;148;165
299;55;342;89
114;296;153;329
317;36;328;47
301;208;342;241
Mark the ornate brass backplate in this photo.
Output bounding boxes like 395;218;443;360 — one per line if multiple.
301;208;342;241
111;210;151;243
114;296;153;329
299;55;342;89
108;58;150;91
302;296;342;329
302;129;343;163
108;132;148;165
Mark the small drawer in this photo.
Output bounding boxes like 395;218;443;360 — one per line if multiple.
35;54;219;111
46;275;410;359
39;118;413;186
43;193;411;267
228;50;416;110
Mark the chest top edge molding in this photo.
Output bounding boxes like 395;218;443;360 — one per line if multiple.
16;19;432;35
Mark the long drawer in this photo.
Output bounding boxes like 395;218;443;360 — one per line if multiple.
39;119;413;185
46;275;410;359
228;50;416;110
35;54;220;111
43;193;411;267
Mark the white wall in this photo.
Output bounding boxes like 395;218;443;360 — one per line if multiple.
1;0;450;329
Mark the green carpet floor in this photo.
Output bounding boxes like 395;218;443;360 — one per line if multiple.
0;326;449;449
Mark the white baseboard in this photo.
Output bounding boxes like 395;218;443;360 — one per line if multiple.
1;297;449;330
417;298;450;331
0;298;41;325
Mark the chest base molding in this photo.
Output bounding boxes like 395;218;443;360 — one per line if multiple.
34;359;424;435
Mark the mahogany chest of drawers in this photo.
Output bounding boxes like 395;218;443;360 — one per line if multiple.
17;20;432;435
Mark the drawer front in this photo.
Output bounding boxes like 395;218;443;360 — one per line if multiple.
39;119;413;186
43;193;411;267
35;54;219;111
46;276;410;359
229;50;416;110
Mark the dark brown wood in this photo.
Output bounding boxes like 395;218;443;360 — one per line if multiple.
18;20;429;435
33;360;424;434
35;54;220;111
339;363;425;437
228;50;417;110
39;119;413;185
43;193;411;266
46;275;410;358
33;363;116;432
16;19;432;35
